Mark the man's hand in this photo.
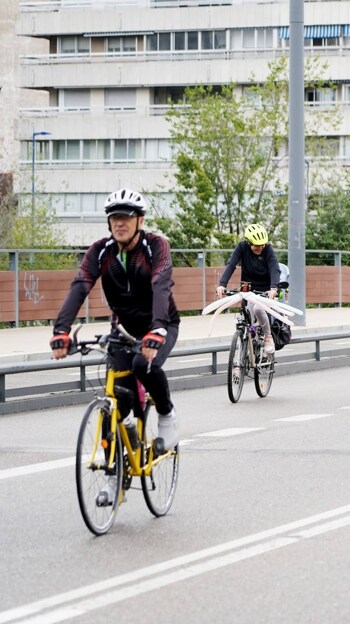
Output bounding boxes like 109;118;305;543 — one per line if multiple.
216;286;226;299
141;331;166;364
50;332;71;360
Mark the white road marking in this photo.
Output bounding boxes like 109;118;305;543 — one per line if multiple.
338;406;350;410
1;504;350;624
274;414;333;422
0;457;75;480
195;428;263;437
0;429;263;481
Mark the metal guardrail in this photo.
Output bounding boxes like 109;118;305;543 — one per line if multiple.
1;331;350;414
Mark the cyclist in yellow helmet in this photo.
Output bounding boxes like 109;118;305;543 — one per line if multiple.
216;223;280;354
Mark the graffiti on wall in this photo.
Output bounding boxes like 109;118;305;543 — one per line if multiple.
24;272;44;304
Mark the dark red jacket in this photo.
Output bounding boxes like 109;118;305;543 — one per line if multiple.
54;231;180;338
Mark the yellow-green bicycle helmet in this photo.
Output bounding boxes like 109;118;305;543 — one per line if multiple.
244;223;268;245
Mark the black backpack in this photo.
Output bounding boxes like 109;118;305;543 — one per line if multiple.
270;318;292;351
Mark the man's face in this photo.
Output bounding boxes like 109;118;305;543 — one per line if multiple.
109;213;144;246
250;244;265;255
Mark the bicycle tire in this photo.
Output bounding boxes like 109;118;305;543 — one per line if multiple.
254;339;275;398
227;330;247;403
141;401;179;517
76;398;123;535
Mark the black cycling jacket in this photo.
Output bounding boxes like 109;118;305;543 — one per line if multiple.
53;231;180;338
219;241;280;292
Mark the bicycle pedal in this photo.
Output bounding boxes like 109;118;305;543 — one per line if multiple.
153;437;165;456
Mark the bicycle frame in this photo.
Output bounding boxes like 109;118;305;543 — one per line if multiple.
98;367;173;478
236;301;259;370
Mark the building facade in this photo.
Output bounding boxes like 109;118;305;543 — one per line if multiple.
0;0;47;176
16;0;350;245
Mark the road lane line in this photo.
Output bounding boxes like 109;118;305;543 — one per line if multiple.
1;506;350;624
0;429;262;480
195;428;263;438
0;457;75;480
274;414;333;422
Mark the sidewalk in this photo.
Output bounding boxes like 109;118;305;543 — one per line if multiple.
1;307;350;364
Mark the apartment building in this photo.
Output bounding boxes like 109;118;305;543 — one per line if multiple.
16;0;350;245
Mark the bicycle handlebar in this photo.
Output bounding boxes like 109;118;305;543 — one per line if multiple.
68;323;142;356
225;288;270;297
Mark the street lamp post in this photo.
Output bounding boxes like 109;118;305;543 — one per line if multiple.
31;131;51;246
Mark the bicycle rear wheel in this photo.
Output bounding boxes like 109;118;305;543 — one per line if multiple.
76;398;123;535
141;402;179;516
254;340;275;398
227;330;247;403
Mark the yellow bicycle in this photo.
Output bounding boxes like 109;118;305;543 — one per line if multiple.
72;325;179;536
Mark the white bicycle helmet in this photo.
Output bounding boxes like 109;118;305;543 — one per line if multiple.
104;188;147;218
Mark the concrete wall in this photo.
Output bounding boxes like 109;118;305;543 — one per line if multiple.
0;0;48;174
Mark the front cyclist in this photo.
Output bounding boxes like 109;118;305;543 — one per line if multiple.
216;223;280;354
50;187;180;464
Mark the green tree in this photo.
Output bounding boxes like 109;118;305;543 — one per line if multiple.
306;184;350;265
0;183;75;269
155;56;341;252
0;173;17;249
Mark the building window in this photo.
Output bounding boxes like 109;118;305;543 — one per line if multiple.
159;33;171;51
113;139;141;161
257;28;273;48
243;29;255;49
107;36;136;53
145;139;171;161
147;31;198;51
174;32;185;50
305;87;336;106
306;137;339;158
21;140;50;161
105;88;136;109
201;31;226;50
343;85;350;103
52;140;80;161
61;89;90;110
97;140;111;160
188;32;198;50
60;36;90;54
154;86;186;105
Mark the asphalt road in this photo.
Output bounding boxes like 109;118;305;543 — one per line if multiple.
1;367;350;623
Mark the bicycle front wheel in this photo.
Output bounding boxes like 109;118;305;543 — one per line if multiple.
227;330;247;403
76;398;123;536
141;402;179;517
254;341;275;398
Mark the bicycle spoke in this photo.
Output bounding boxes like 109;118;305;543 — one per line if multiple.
76;399;122;535
141;403;179;516
254;339;275;398
227;331;247;403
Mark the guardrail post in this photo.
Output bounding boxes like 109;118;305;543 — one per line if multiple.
334;251;342;307
212;352;217;374
80;365;86;392
9;251;20;327
0;374;5;403
315;339;320;361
